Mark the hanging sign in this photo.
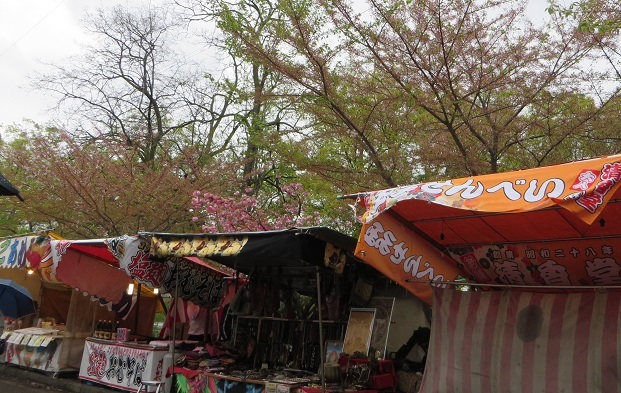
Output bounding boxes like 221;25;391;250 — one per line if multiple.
355;213;462;304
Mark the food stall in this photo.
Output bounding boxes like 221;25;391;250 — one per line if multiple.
345;153;621;392
0;235;91;376
0;233;159;377
114;228;397;393
34;236;168;391
26;235;138;376
0;279;101;376
0;242;41;365
73;234;237;393
4;326;66;373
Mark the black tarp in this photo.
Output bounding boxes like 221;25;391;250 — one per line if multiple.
141;227;363;293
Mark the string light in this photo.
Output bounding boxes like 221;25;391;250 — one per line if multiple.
127;283;134;295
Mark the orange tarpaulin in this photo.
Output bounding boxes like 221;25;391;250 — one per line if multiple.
357;213;462;303
351;154;621;304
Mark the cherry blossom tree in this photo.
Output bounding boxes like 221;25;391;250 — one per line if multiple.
0;126;235;238
190;182;323;232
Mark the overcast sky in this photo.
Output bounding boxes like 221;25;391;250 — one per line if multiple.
0;0;170;128
1;1;92;126
0;0;555;129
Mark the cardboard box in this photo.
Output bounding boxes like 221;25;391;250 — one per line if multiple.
277;384;302;393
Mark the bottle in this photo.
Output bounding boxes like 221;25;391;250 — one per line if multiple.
94;320;101;338
111;320;117;341
104;320;112;340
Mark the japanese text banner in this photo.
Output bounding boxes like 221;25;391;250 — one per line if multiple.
447;238;621;287
355;213;462;304
359;154;621;225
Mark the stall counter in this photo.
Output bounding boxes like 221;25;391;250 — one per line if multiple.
0;330;13;363
3;327;82;375
170;367;322;393
79;337;172;392
171;359;398;393
172;368;268;393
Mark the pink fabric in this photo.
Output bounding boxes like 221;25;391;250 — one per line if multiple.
187;302;207;336
55;250;131;303
159;297;191;338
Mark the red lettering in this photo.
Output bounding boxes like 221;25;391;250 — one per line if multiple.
576;162;621;213
460;253;491;282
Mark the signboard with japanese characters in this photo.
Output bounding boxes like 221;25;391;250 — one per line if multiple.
79;338;168;392
0;235;34;269
106;235;230;309
354;154;621;304
446;239;621;287
359;157;621;226
357;213;462;304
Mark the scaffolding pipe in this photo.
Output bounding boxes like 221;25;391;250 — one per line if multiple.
405;279;621;290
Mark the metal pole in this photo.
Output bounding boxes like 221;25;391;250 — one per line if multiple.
405;279;621;290
133;283;141;333
158;293;168;315
316;267;325;393
171;270;180;357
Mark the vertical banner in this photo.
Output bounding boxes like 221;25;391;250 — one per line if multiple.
354;213;462;304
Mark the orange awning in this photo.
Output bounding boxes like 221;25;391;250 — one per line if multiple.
351;154;621;304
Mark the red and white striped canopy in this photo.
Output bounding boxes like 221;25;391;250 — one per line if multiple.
420;288;621;392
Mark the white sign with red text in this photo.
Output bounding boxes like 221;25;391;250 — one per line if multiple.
79;338;168;392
